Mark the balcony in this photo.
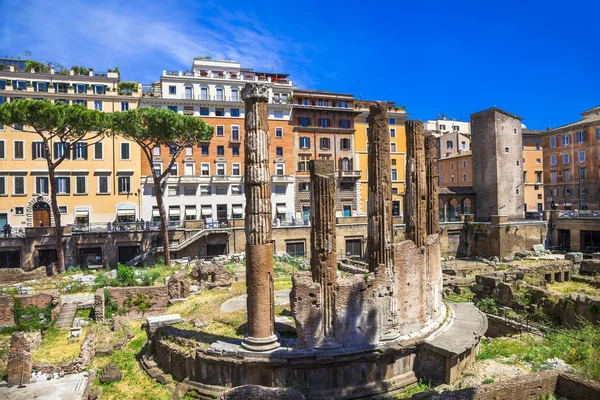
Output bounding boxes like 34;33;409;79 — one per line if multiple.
338;170;361;180
271;175;294;183
211;175;243;184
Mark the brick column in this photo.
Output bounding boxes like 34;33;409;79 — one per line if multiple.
425;133;440;235
241;83;279;352
367;102;393;273
309;160;337;339
405;120;427;247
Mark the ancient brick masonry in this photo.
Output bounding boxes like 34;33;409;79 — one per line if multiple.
7;332;32;387
425;133;439;236
168;270;190;299
241;82;279;351
405;120;428;247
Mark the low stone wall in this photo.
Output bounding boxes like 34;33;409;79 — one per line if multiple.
0;291;61;327
33;328;97;375
95;286;169;321
581;259;600;274
0;266;47;284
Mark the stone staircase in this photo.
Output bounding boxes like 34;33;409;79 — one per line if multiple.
56;302;79;329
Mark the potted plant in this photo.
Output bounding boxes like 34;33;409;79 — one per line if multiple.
200;70;208;76
230;72;238;78
217;71;225;77
68;84;74;94
245;74;254;80
258;75;267;81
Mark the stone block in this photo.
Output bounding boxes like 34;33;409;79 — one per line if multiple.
566;252;583;263
146;314;183;328
580;260;600;275
533;244;545;255
99;363;122;383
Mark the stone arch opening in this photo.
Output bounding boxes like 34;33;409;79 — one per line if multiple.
25;196;54;227
447;198;459;221
461;197;472;215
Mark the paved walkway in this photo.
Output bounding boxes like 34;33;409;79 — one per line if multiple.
0;373;87;400
55;303;78;329
61;294;94;307
220;289;291;313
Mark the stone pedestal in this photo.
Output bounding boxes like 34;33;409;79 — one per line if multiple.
241;82;279;352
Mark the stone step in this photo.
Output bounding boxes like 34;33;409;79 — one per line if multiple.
55;303;79;329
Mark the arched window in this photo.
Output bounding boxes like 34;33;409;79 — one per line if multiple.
341;158;350;171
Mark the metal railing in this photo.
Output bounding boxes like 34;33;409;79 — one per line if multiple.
1;226;26;238
558;210;600;218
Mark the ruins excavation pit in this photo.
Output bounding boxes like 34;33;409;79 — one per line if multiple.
147;83;487;399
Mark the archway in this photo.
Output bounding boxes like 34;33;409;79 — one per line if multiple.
447;198;459;221
26;196;54;227
461;198;472;215
33;202;51;227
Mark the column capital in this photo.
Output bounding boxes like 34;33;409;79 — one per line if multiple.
242;82;269;101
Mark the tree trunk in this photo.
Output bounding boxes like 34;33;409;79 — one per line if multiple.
154;178;170;266
47;167;65;273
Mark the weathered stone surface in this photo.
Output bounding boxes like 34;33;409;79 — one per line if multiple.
580;259;600;274
146;314;183;328
0;266;47;285
99;363;122;383
405;120;427;247
218;385;305;400
241;82;278;352
190;262;232;290
7;332;31;387
425;133;439;235
565;252;583;263
94;288;105;323
167;271;190;299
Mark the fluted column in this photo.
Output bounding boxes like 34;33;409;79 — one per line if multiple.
425;133;440;235
367;102;393;273
310;160;337;339
241;83;279;351
404;120;427;247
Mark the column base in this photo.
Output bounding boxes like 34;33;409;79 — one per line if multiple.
241;334;280;352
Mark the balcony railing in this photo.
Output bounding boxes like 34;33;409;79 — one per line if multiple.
558;210;600;218
338;170;361;179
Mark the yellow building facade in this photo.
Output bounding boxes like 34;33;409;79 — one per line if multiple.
0;63;142;227
522;130;544;212
354;103;408;218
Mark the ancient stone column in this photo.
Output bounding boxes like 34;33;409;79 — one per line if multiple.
425;133;440;235
367;102;394;273
241;82;279;351
309;159;337;339
7;332;31;387
404;120;427;247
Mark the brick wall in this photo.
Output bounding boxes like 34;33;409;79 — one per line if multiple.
7;332;32;387
0;292;60;327
0;296;15;326
100;286;169;320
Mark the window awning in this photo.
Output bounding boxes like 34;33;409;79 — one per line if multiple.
276;205;287;214
185;208;197;216
152;209;160;217
117;209;135;216
201;206;213;216
76;210;89;217
169;209;181;216
232;206;244;214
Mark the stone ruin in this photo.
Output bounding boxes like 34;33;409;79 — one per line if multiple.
167;270;190;299
145;85;486;399
7;332;32;387
190;262;233;290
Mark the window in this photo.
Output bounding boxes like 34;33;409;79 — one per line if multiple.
98;176;109;194
200;87;208;100
576;131;586;143
286;241;305;257
231;108;240;117
232;163;241;176
536;158;541;164
450;162;454;170
578;151;586;162
276;163;285;176
229;125;240;142
392;187;399;195
201;145;209;156
217;146;224;156
184;163;194;176
338;119;349;129
561;134;571;146
320;137;330;150
389;128;396;138
170;163;178;176
538;194;542;200
536;171;542;183
461;141;466;150
462;160;467;168
273;185;286;195
550;136;556;148
183;185;196;196
201;163;210;175
32;142;46;159
516;188;519;194
297;155;310;171
275;127;283;138
551;171;557;183
120;142;130;160
200;185;210;195
446;141;453;149
504;147;510;153
215;108;224;116
231;204;243;219
216;163;225;175
232;146;239;156
57;206;67;214
0;176;4;195
276;146;283;157
320;118;329;128
463;173;467;182
216;88;224;101
168;106;178;113
389;118;396;125
74;142;87;160
231;185;241;195
120;101;129;111
94;100;102;111
536;143;541;150
439;163;443;170
299;117;310;127
596;127;600;140
185;206;196;221
231;89;239;102
168;186;179;196
579;167;587;180
340;138;350;150
152;162;162;177
440;124;446;131
563;153;569;164
392;159;397;166
56;177;70;194
169;86;176;95
75;176;87;194
273;111;283;119
516;160;520;166
390;143;397;153
169;206;180;222
550;155;556;166
215;185;227;195
391;169;398;181
118;177;131;194
35;177;49;194
200;107;209;116
213;125;224;137
13;141;24;159
15;206;24;215
13;176;25;195
564;170;571;182
299;182;310;191
300;137;311;149
338;100;343;108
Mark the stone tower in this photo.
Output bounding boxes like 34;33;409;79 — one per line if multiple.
471;107;524;221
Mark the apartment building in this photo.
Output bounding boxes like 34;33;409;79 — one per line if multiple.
354;102;407;217
425;116;471;137
139;59;295;225
542;105;600;211
522;129;544;212
439;152;472;188
0;59;142;228
292;90;362;220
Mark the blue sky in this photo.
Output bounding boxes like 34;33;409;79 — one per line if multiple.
2;0;599;129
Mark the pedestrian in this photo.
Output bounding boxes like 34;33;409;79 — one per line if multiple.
6;223;11;238
2;223;8;238
39;221;44;227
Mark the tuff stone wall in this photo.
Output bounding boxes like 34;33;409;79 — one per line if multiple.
0;292;60;327
98;286;170;320
7;332;32;387
33;328;97;375
0;266;47;284
167;270;190;299
190;262;232;290
0;296;14;326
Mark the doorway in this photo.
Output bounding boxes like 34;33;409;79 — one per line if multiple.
33;202;51;227
118;245;141;264
38;249;57;267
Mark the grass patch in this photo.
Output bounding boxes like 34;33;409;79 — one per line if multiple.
32;326;90;364
75;308;93;319
479;322;600;382
547;281;600;298
394;379;433;399
92;321;171;400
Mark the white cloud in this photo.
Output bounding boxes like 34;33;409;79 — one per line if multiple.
1;0;311;85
